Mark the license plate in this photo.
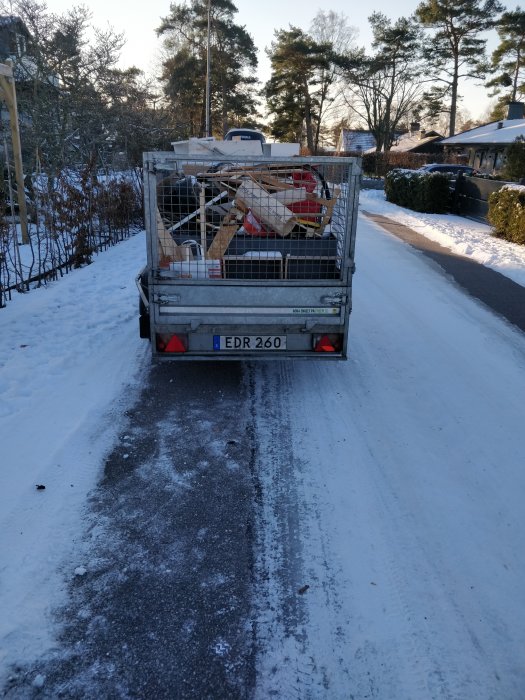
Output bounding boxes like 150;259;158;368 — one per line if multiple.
213;335;287;351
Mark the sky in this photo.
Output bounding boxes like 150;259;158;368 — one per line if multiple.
41;0;496;123
2;190;525;693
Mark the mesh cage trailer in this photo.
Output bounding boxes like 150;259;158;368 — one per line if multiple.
137;152;361;360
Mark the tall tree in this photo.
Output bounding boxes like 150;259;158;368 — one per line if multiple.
2;0;123;170
157;0;259;138
265;27;334;152
487;8;525;111
2;0;172;169
341;13;424;152
308;11;358;149
416;0;503;136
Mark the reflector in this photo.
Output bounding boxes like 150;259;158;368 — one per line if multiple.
315;335;336;352
165;335;187;352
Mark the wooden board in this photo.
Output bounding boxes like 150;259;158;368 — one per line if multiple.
206;211;239;260
156;209;183;262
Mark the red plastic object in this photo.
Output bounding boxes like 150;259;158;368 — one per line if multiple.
243;209;275;237
292;170;317;193
288;199;322;222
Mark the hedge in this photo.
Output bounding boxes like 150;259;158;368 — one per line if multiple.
488;185;525;245
384;169;452;214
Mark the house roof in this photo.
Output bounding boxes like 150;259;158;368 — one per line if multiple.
442;119;525;147
338;129;376;152
389;130;443;152
339;126;443;154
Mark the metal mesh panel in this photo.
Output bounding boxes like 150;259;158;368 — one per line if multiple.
149;155;358;282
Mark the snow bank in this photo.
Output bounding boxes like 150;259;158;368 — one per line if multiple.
360;189;525;288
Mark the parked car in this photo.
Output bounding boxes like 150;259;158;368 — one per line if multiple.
418;163;476;176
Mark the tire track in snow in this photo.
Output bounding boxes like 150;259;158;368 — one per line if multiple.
249;215;525;699
249;361;330;699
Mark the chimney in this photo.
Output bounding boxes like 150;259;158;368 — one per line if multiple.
419;129;427;140
497;121;504;129
410;121;420;134
507;101;525;120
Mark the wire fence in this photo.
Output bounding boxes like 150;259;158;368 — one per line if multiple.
150;155;358;282
0;164;144;308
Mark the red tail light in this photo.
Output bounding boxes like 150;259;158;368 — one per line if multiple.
314;334;343;353
156;334;188;353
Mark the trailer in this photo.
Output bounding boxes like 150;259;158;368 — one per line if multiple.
137;151;361;360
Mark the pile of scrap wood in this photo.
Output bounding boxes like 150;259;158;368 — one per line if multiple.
156;162;341;264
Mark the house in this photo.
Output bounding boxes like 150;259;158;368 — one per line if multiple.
0;15;29;61
338;123;443;155
337;129;376;153
441;102;525;175
389;125;444;155
0;15;59;87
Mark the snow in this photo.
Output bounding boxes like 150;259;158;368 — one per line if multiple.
0;232;147;671
360;188;525;287
442;118;525;145
1;192;525;695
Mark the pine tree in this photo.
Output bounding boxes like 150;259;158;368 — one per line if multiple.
265;27;333;152
416;0;503;136
503;136;525;180
157;0;259;138
487;9;525;111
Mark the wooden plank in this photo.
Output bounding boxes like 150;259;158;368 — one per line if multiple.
319;187;341;231
206;211;239;260
156;209;183;261
199;187;207;252
203;166;303;179
0;63;13;77
0;71;29;244
251;173;296;191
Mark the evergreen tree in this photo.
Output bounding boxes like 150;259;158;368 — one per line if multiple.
503;136;525;180
487;9;525;113
157;0;259;138
416;0;503;136
265;27;333;152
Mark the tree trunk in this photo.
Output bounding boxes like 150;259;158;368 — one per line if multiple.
303;78;315;153
449;54;459;137
512;48;521;103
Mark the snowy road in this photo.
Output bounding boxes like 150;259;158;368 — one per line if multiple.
2;213;525;698
251;217;525;699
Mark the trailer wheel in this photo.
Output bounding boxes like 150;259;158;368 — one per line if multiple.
139;297;150;340
138;272;150;340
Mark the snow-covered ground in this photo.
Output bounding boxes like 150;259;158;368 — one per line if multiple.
1;193;525;696
360;188;525;288
0;233;148;672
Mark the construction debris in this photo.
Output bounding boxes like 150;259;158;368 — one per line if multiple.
157;161;343;271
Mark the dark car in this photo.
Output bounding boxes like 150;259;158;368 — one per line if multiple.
418;163;475;176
